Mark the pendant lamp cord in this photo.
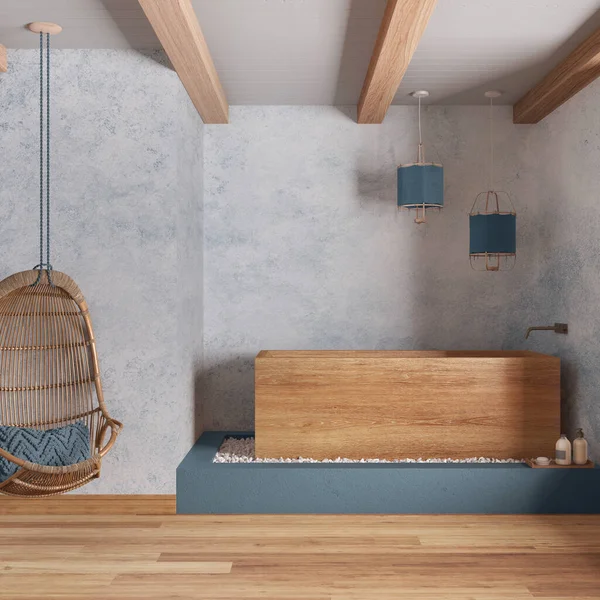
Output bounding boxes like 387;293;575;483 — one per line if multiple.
414;95;426;223
489;95;494;193
32;32;53;286
417;96;425;164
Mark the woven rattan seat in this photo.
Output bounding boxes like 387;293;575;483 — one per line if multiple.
0;270;122;497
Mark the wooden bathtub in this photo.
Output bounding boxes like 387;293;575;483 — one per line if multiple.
254;350;560;460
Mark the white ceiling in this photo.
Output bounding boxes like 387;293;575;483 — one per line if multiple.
1;0;599;106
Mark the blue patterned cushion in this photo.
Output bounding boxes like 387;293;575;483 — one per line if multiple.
0;422;91;482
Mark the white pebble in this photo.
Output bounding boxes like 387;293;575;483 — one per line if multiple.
213;438;525;464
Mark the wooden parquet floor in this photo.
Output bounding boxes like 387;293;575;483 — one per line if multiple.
0;501;599;599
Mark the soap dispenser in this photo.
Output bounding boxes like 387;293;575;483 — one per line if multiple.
555;434;572;466
573;429;588;465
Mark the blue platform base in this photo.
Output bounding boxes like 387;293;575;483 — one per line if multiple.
176;432;600;514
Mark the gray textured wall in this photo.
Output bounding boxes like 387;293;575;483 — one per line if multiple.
2;48;600;491
0;50;203;493
204;101;600;461
507;81;600;464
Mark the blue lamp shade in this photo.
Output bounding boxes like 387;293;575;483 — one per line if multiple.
469;213;516;255
397;164;443;209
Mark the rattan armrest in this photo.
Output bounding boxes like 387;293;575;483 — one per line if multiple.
0;446;27;468
98;418;123;458
0;446;99;475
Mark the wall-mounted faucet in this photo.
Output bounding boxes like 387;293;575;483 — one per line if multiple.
525;323;568;340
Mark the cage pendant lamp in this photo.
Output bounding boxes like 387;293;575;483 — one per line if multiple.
469;91;516;272
397;90;443;224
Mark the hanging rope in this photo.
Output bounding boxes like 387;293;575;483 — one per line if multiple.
32;32;53;286
34;32;43;285
46;31;52;284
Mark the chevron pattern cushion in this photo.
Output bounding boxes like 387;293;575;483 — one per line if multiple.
0;422;91;483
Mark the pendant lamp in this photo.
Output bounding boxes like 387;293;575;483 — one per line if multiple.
469;91;516;271
397;90;443;224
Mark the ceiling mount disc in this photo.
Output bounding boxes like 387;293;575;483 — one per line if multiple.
27;22;63;35
411;90;430;99
484;90;502;99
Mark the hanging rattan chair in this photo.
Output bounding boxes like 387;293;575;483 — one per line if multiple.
0;270;122;497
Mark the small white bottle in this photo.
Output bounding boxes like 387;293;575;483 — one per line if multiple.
555;434;572;466
573;429;588;465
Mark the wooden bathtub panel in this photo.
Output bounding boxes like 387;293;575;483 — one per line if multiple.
254;350;560;460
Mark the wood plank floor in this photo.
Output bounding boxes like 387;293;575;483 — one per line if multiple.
0;495;176;516
1;513;599;599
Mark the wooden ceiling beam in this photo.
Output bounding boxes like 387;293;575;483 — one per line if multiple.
357;0;437;124
0;45;6;73
514;27;600;124
138;0;228;124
